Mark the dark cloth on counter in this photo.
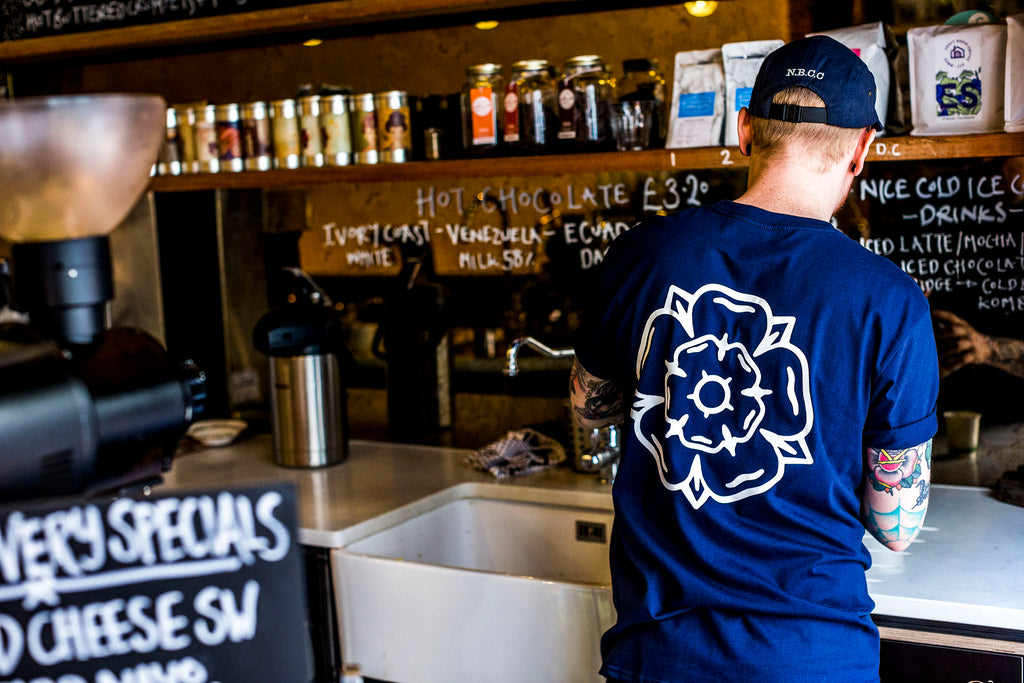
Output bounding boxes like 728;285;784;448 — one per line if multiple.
465;427;566;478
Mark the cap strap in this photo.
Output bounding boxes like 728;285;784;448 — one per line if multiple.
767;103;829;125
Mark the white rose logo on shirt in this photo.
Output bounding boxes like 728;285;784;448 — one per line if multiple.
632;284;814;508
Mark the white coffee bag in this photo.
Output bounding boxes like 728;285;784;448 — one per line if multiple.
721;39;784;147
811;23;895;132
908;23;1007;135
1007;13;1024;133
666;48;725;149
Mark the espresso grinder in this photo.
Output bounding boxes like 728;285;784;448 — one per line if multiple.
0;94;206;502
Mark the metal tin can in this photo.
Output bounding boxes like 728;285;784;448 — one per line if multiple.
270;98;301;170
376;90;410;163
297;95;324;167
320;94;352;167
351;93;379;165
194;104;220;173
215;103;244;172
174;105;199;173
241;101;273;171
157;107;182;176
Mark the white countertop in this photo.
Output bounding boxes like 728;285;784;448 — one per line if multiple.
865;484;1024;631
161;434;1024;632
161;434;611;547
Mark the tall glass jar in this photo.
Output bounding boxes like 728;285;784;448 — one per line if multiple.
558;55;615;151
619;58;668;146
510;59;557;154
461;63;503;155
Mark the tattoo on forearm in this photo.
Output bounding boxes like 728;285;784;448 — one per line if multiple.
863;441;932;546
570;359;623;422
988;336;1024;379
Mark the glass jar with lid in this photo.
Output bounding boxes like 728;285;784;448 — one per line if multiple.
558;55;616;151
509;59;557;154
619;58;668;146
461;63;504;155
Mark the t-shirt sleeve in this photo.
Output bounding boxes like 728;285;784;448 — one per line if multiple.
862;301;940;449
572;268;617;381
571;226;640;382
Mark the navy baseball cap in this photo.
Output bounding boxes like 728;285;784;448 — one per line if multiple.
748;35;882;131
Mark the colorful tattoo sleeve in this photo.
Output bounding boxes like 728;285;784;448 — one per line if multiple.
862;440;932;550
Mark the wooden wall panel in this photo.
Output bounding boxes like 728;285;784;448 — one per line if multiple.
64;2;791;104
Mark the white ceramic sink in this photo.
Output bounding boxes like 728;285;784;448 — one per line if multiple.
331;482;615;683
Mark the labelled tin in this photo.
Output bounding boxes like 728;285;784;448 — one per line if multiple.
173;105;199;173
157;107;182;176
194;104;220;173
376;90;410;163
241;101;273;171
297;95;324;167
215;103;244;172
320;94;352;167
270;98;301;170
351;93;379;165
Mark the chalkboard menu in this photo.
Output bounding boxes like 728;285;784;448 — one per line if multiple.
839;157;1024;321
301;152;1024;419
1;0;320;41
0;482;313;682
299;170;748;279
836;155;1024;423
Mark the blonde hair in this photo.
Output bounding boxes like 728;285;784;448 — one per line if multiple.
750;87;865;174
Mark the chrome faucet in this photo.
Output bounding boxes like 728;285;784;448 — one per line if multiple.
576;423;621;484
503;336;576;376
503;336;620;483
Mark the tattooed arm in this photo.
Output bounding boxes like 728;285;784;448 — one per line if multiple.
569;357;624;430
933;309;1024;379
860;440;932;552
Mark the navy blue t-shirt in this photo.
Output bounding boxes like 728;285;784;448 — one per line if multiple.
574;201;938;683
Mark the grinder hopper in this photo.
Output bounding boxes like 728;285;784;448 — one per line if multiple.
0;93;166;344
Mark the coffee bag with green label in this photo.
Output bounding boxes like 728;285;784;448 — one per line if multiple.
908;23;1006;135
666;48;725;149
1007;14;1024;133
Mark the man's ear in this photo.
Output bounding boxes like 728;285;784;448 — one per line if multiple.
737;107;753;156
849;127;876;176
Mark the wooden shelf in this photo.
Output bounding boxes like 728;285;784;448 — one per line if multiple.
147;132;1024;193
0;0;592;63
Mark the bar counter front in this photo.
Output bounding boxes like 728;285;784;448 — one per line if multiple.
158;431;1024;682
